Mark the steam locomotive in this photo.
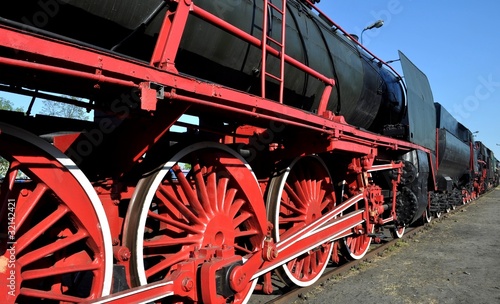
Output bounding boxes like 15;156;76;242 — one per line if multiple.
0;0;497;303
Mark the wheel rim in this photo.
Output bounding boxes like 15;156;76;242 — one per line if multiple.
124;142;266;303
391;226;406;239
0;123;112;303
343;223;373;260
342;189;373;260
423;208;432;224
267;156;335;287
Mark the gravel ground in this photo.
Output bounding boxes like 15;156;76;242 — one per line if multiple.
293;187;500;304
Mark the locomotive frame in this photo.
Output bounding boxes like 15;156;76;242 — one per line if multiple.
0;0;497;303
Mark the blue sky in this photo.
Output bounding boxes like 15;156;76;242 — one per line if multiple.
316;0;500;158
2;0;499;158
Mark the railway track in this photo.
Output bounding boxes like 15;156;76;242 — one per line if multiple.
248;203;470;304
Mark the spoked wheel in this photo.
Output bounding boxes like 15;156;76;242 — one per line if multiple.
0;123;112;303
123;142;267;303
390;226;406;239
342;222;374;260
266;156;336;287
341;189;373;260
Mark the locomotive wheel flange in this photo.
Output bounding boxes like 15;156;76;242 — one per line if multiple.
123;142;267;303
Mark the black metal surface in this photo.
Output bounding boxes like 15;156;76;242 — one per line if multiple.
435;102;472;143
474;141;497;183
398;51;436;152
436;129;471;190
435;102;472;189
398;150;430;224
0;0;405;131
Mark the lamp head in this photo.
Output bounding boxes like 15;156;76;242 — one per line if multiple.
365;20;384;30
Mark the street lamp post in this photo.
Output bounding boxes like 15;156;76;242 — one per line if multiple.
361;20;384;44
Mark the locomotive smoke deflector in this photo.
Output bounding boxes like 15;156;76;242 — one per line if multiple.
399;50;436;152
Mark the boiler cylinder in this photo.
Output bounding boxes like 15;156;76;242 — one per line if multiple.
1;0;405;131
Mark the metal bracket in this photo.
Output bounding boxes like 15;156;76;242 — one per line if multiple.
139;82;165;111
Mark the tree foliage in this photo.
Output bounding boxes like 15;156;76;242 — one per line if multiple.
0;97;24;112
40;97;90;120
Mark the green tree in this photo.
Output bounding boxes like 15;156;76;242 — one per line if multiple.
0;97;24;112
40;96;90;120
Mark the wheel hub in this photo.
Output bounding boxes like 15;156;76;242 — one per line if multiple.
203;215;235;247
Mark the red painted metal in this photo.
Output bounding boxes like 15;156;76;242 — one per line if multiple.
267;156;336;286
0;0;468;302
83;280;175;304
261;0;287;103
200;251;247;303
150;0;192;72
246;193;365;279
367;161;403;223
138;82;158;111
342;188;377;260
0;56;136;88
0;124;112;302
121;143;267;302
317;85;334;117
